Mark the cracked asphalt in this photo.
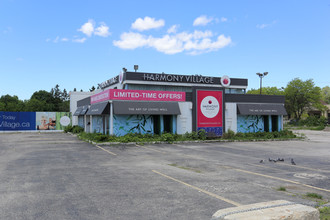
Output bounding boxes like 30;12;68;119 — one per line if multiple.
0;130;329;219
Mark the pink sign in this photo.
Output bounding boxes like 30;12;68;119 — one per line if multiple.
91;90;110;104
91;89;185;104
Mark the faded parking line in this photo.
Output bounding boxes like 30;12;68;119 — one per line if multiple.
223;165;330;193
152;170;241;206
136;144;166;154
95;145;117;156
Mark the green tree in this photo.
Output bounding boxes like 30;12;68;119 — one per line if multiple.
284;78;322;119
0;95;25;111
25;99;48;111
247;86;285;95
321;86;330;104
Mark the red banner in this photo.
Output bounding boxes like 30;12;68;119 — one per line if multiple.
197;90;223;128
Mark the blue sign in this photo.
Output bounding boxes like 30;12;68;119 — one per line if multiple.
0;112;36;131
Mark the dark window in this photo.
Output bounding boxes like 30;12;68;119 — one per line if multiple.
163;115;172;133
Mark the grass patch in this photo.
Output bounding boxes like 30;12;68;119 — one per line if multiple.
305;192;323;200
277;186;286;191
168;163;202;173
319;207;330;220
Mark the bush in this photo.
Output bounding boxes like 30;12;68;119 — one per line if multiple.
222;129;235;139
64;125;73;133
160;133;175;143
64;125;84;134
72;126;84;134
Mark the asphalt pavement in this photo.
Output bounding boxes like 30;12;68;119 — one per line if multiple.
0;131;329;219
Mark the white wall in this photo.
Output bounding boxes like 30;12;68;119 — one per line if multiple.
177;102;192;134
225;103;237;133
69;91;93;125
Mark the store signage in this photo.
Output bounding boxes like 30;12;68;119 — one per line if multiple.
221;75;231;87
196;90;223;136
91;89;186;104
0;112;36;131
98;76;119;89
143;73;214;84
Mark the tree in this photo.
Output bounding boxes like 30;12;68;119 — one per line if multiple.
284;78;322;119
321;86;330;104
247;86;285;95
89;86;95;92
0;95;25;111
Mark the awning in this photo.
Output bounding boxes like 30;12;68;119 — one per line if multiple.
73;107;83;116
80;105;89;115
86;102;109;115
113;101;181;115
237;104;287;115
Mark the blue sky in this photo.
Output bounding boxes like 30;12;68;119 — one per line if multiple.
1;0;329;100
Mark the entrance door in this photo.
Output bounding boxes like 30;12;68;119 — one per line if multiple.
264;115;269;132
153;115;161;135
163;115;172;133
271;115;278;132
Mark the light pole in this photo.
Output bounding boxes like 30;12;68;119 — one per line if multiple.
256;72;268;94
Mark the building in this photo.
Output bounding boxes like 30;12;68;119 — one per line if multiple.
70;69;287;136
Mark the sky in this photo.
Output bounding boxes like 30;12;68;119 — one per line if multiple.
1;0;329;100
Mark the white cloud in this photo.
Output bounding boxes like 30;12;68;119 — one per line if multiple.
73;37;87;43
193;15;213;26
78;19;95;37
113;32;149;49
61;38;69;42
95;23;111;37
131;16;165;31
113;30;231;55
256;24;269;29
220;17;228;22
53;36;60;43
257;20;277;29
149;35;184;54
167;25;179;34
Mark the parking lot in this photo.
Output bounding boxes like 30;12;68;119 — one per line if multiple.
0;131;329;219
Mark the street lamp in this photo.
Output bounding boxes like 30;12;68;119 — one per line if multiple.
256;72;268;94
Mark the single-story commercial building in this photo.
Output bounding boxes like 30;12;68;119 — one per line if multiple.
70;69;287;136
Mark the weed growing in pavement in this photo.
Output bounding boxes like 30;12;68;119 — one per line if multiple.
168;163;202;173
319;206;330;220
277;186;286;191
305;192;323;200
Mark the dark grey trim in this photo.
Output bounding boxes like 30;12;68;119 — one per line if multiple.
113;101;181;115
77;97;91;107
237;104;287;115
225;94;285;104
125;72;248;86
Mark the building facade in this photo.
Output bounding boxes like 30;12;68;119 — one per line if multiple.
70;70;287;136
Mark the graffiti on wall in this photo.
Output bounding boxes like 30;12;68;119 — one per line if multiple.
237;115;264;133
92;116;103;133
113;115;153;136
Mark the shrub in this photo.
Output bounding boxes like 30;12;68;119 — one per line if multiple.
64;125;73;133
222;129;235;139
198;129;207;140
160;133;175;143
72;126;84;134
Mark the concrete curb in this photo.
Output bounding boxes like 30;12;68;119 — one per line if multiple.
211;200;319;220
